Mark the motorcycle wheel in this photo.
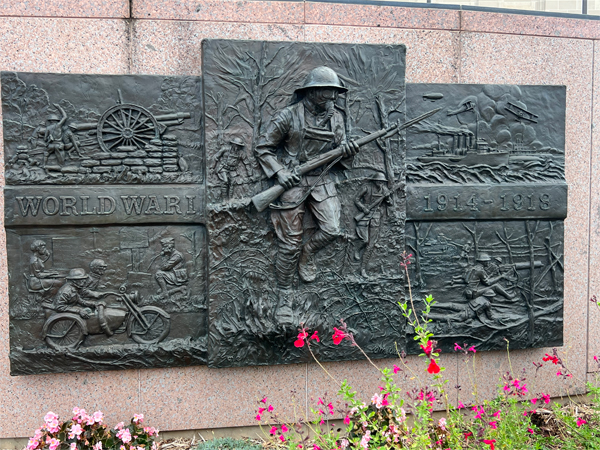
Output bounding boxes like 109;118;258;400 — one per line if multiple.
127;306;170;344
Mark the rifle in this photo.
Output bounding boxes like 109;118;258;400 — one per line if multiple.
251;108;441;212
354;182;404;222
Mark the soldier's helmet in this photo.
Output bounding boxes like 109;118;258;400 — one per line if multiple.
295;67;347;93
66;268;87;280
47;114;60;122
230;137;245;147
369;171;387;182
476;253;492;262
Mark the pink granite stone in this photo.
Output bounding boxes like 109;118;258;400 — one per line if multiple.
0;17;129;74
138;364;308;430
132;0;303;24
457;32;593;400
131;20;304;75
305;3;460;30
0;0;129;19
587;41;600;373
307;354;460;416
461;11;600;39
304;26;461;84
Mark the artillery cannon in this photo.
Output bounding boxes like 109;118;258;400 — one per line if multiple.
70;90;191;152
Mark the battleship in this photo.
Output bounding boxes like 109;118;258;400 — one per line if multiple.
417;136;509;167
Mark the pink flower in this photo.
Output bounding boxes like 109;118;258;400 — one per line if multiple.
279;435;285;443
438;418;447;430
133;414;144;424
577;418;587;427
48;438;61;450
117;428;132;444
310;331;320;342
115;422;125;430
70;443;77;450
269;426;277;435
393;365;401;374
531;398;538;404
44;412;58;424
255;414;261;421
332;328;345;345
281;424;288;433
493;410;501;418
93;411;104;423
343;415;350;425
528;428;534;434
454;343;462;351
268;405;274;412
94;443;103;450
69;424;83;440
26;438;39;450
489;421;497;429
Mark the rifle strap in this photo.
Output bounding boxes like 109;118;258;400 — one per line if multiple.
268;155;344;210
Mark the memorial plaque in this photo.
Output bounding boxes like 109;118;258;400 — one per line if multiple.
405;84;566;352
203;40;408;367
1;44;568;375
2;72;207;375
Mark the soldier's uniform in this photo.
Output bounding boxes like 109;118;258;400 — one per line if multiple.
255;67;351;290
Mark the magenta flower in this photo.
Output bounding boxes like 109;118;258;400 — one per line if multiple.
258;407;266;415
492;410;501;418
530;398;538;404
268;405;274;412
489;421;497;429
577;418;587;427
48;439;61;450
269;426;277;435
393;365;401;374
454;343;462;351
527;428;534;434
343;415;350;425
279;435;285;443
332;328;345;345
255;414;261;421
281;424;289;433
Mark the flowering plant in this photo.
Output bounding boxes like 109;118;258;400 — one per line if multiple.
27;408;158;450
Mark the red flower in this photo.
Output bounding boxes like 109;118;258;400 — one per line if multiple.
420;340;433;357
294;338;305;348
332;327;346;345
543;353;559;365
427;358;441;374
310;331;320;342
483;439;496;450
295;329;309;348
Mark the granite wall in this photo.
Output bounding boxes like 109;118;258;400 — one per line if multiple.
0;0;599;437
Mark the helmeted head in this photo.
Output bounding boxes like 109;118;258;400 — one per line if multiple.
67;268;87;286
229;136;245;149
89;259;108;275
294;67;347;110
369;171;387;183
476;253;492;264
46;114;60;123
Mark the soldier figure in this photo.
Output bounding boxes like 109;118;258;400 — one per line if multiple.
255;66;359;324
80;259;113;301
28;240;63;297
42;104;82;166
52;268;104;319
354;171;392;278
155;237;188;299
212;136;253;199
464;253;514;302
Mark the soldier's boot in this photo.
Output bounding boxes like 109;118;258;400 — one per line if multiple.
299;230;334;283
276;288;294;328
361;242;376;278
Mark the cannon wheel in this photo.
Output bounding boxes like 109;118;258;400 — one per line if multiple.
43;313;87;351
97;103;160;152
127;306;171;345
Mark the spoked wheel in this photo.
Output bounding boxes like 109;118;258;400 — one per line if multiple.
43;314;87;351
97;104;160;152
127;306;170;345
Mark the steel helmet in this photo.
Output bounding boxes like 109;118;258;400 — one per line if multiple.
66;268;87;279
230;136;245;147
476;253;492;262
295;67;347;93
47;114;60;122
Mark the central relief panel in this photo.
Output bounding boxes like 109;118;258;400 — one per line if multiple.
203;41;409;367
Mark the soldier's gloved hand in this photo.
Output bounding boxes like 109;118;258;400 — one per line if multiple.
277;169;300;190
341;140;360;158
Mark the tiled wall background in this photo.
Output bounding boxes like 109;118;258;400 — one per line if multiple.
0;0;599;437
